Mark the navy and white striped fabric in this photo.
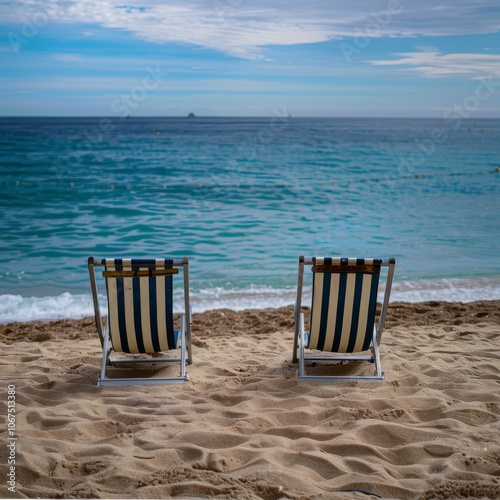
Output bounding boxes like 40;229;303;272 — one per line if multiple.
103;259;177;354
308;257;381;353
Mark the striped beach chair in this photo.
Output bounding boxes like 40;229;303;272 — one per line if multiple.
88;257;192;386
293;256;396;381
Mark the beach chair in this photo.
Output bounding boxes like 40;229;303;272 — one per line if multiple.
88;257;192;386
293;256;395;382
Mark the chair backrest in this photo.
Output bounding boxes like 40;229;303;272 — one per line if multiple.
308;257;383;353
103;258;179;354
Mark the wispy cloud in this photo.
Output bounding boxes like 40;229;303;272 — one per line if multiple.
1;0;499;59
370;50;500;78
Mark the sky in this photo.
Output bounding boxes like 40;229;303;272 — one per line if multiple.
0;0;499;117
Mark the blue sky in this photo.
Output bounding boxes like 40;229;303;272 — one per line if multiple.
1;0;499;117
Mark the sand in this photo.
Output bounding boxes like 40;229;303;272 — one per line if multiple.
0;300;499;499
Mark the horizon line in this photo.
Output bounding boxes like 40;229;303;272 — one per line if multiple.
1;115;499;120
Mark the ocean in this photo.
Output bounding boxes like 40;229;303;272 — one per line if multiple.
1;116;499;322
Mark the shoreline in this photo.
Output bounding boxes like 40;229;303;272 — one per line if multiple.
1;299;499;499
1;300;499;343
2;272;500;323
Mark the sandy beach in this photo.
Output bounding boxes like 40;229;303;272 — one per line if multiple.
0;300;499;499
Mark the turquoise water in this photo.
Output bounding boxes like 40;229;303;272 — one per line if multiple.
1;117;499;321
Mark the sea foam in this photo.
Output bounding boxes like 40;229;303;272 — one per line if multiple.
1;276;499;323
